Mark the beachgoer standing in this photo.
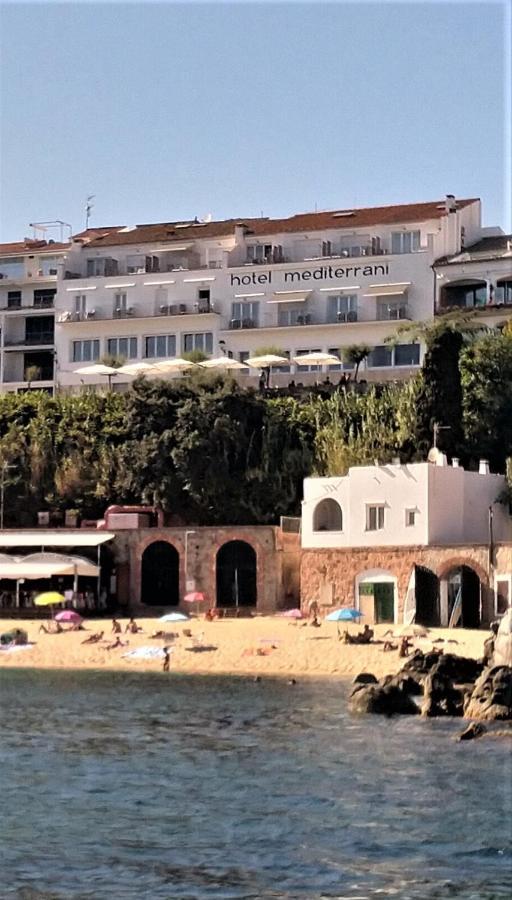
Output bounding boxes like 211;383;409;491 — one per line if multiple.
162;647;170;673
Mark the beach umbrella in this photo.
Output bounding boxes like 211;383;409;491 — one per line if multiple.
117;362;158;376
159;612;189;622
399;624;429;638
246;354;288;369
34;591;66;607
55;610;83;625
184;590;207;615
74;363;119;389
199;357;249;371
278;608;304;619
325;608;363;622
292;352;341;367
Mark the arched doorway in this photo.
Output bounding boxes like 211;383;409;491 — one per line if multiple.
216;541;257;608
141;541;180;606
313;498;343;532
446;566;481;628
356;570;397;624
415;566;440;627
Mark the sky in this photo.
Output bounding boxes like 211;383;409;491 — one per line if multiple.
0;1;509;242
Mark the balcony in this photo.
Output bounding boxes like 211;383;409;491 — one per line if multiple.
4;332;54;347
376;304;410;321
58;301;219;324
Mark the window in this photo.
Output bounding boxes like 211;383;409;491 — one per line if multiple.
0;257;24;279
113;292;127;314
247;244;283;264
327;294;358;323
7;291;21;309
74;295;87;316
376;300;408;321
367;345;393;368
86;257;118;277
72;339;100;363
394;343;420;366
144;334;176;358
405;509;416;527
231;301;259;327
495;280;512;305
33;288;56;309
313;498;343;532
38;256;59;276
273;351;291;373
277;306;308;327
366;504;385;531
26;316;54;343
183;332;213;354
126;254;146;274
391;231;420;254
107;337;137;359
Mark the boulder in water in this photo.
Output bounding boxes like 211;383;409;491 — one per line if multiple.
464;665;512;721
352;672;379;685
456;722;487;741
349;682;419;716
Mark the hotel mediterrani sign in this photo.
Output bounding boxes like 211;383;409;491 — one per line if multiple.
230;262;390;288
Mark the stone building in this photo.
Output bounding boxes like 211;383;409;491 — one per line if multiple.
300;457;512;627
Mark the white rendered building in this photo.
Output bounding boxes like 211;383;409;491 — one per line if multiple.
0;239;70;393
53;196;483;389
434;231;512;321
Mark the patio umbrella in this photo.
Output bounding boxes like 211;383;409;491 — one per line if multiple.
153;358;197;374
292;352;341;366
55;610;83;624
34;591;66;607
246;354;289;369
74;363;119;389
325;608;364;622
184;591;207;615
199;357;249;371
117;362;158;376
159;612;189;622
278;608;304;619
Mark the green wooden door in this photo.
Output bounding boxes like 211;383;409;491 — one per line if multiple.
374;583;394;623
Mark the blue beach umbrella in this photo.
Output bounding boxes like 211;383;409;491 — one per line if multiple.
325;608;364;622
159;612;189;622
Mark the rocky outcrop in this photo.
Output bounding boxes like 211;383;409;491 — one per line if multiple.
463;666;512;721
349;648;512;722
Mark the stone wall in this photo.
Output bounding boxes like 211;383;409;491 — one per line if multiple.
110;525;299;613
300;543;503;626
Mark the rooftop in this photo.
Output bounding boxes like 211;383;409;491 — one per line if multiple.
71;198;479;248
0;239;71;258
436;234;512;266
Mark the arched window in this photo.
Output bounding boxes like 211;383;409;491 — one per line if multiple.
313;498;343;532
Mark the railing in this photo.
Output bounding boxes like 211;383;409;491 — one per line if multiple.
376;305;410;321
1;300;54;312
4;333;54;346
58;302;219;323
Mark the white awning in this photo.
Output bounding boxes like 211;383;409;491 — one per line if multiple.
148;245;193;252
268;290;312;304
0;531;115;548
363;283;410;297
0;552;100;580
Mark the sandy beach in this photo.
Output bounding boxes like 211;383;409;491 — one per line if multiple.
0;616;488;679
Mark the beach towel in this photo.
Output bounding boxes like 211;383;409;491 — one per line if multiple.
122;646;171;661
0;643;34;653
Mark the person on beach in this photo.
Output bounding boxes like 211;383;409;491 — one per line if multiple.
106;636;127;650
125;618;141;634
399;636;412;658
111;619;121;634
162;647;170;672
358;624;374;644
81;631;104;644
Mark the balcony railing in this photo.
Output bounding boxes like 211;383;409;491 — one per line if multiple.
58;302;218;323
1;299;54;312
4;333;54;346
376;304;410;321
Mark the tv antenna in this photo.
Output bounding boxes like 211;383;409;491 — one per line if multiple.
85;195;95;229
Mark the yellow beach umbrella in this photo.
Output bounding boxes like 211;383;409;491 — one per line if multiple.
34;591;66;607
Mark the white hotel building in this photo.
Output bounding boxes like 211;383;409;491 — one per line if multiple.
53;195;496;389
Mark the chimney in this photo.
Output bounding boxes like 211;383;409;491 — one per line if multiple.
452;458;460;468
479;460;490;475
445;193;457;213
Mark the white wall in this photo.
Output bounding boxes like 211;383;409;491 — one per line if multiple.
302;461;510;549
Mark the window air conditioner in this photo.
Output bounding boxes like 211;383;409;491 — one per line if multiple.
159;304;169;315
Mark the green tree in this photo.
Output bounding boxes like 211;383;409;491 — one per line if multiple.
341;344;372;382
460;329;512;470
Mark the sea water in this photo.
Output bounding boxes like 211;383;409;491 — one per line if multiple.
1;670;511;899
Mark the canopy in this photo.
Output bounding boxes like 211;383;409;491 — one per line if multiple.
117;362;157;376
246;354;289;368
199;357;249;371
0;531;114;548
267;291;311;304
74;364;119;376
363;282;410;297
0;552;99;580
292;352;340;366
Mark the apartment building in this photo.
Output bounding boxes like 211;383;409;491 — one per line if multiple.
434;232;512;317
0;239;70;392
54;196;483;388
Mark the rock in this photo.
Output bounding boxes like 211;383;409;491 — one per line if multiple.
464;665;512;721
352;672;379;685
457;722;487;741
420;668;465;718
349;683;419;716
493;610;512;667
383;673;423;696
